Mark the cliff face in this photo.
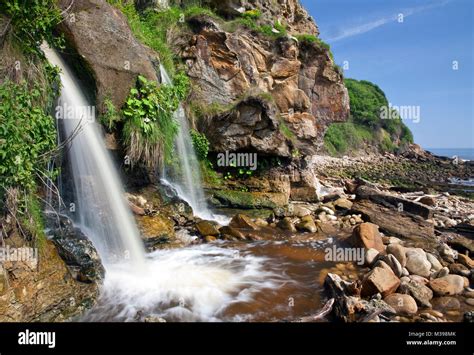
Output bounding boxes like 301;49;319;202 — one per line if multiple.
180;0;349;157
55;0;349;159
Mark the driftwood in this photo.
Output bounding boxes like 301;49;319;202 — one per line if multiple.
299;298;335;322
324;273;396;322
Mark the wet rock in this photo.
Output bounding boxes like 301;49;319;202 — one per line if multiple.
295;215;317;233
350;222;384;253
204;236;217;243
465;298;474;306
195;220;220;237
361;266;400;298
398;278;433;308
277;217;297;232
429;275;465;296
129;201;146;216
219;226;246;240
212;190;288;209
51;218;105;283
405;252;431;278
387;243;407;267
431;296;461;311
253;218;269;227
144;315;166;323
229;214;259;230
384;293;418;315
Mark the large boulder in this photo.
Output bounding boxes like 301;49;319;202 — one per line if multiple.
57;0;159;111
429;275;465;296
361;266;400;298
384;293;418;315
350;222;384;252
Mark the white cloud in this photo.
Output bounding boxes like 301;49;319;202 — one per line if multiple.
327;0;451;42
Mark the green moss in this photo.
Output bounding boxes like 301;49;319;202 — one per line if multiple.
19;193;47;251
279;118;296;142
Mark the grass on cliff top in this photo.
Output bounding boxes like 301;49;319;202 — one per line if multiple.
324;78;414;156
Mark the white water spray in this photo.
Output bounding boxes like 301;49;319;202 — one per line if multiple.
42;45;145;268
159;66;229;224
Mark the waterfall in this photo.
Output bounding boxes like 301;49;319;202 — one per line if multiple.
42;45;145;268
159;65;229;224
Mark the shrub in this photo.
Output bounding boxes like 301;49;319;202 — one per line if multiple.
0;0;63;54
190;129;210;161
122;73;189;167
0;76;58;190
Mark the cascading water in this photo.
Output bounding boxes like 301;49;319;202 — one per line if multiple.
43;46;285;321
159;66;229;224
41;45;145;268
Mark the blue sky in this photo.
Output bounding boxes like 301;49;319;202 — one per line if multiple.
301;0;473;149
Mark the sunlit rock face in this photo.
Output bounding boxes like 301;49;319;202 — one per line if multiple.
178;2;349;158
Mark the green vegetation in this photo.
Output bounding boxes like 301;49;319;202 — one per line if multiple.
122;73;189;167
279;118;296;142
100;98;121;131
190;129;210;161
0;71;59;190
324;78;414;155
0;0;63;54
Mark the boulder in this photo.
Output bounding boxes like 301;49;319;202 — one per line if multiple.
365;248;379;266
334;198;353;210
426;253;443;272
351;200;436;247
295;215;317;233
384;293;418;315
219;226;246;240
448;263;470;277
429;275;465;296
229;214;259;230
387;254;404;278
57;0;159;111
405;252;431;278
195;221;220;237
387;243;407;267
350;222;384;252
361;266;400;298
277;217;297;232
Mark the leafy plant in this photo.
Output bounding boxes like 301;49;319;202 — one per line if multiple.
190;129;210;161
0;0;64;54
122;73;189;167
0;80;57;190
241;9;262;20
100;98;121;131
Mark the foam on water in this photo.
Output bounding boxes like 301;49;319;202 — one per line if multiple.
83;244;286;322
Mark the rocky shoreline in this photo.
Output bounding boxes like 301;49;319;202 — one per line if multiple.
118;150;473;322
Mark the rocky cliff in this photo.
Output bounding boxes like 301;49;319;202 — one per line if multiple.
56;0;349;159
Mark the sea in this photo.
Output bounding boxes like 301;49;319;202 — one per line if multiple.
426;148;474;161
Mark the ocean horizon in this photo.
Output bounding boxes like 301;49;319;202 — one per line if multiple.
425;148;474;161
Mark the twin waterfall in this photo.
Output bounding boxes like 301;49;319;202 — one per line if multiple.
42;47;273;321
